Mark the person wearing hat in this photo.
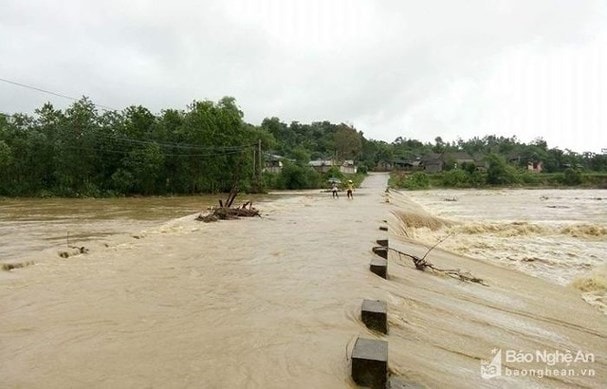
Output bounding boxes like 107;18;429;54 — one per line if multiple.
331;181;339;198
346;179;354;199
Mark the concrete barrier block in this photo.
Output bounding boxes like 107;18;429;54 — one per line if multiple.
362;299;388;334
372;246;388;259
376;239;388;247
370;258;387;279
351;337;388;388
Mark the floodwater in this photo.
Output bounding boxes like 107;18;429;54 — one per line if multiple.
0;194;277;266
1;174;606;388
397;188;607;314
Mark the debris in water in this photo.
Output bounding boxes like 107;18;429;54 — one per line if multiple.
390;234;488;286
1;260;35;271
196;189;261;223
58;246;89;258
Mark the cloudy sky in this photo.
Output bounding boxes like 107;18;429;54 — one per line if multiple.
1;0;605;153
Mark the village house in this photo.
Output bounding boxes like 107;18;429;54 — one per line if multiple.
528;161;543;173
340;160;358;174
378;151;547;173
377;151;480;173
420;153;444;173
508;153;544;173
309;159;358;174
442;151;475;169
375;160;393;171
392;159;422;171
263;154;284;173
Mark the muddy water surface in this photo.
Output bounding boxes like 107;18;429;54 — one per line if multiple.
2;176;606;388
0;195;280;265
1;178;391;388
398;189;607;313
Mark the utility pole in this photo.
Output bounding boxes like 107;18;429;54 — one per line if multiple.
252;147;256;180
257;139;262;186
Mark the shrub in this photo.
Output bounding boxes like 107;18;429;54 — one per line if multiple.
441;169;469;187
469;170;485;186
562;168;582;186
486;154;519;185
461;161;476;174
404;172;430;189
324;166;344;181
277;162;321;189
519;171;541;185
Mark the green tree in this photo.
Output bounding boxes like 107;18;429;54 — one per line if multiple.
278;162;320;189
0;140;11;172
562;168;582;186
54;97;102;195
589;153;607;172
124;144;165;194
334;124;362;160
486;154;518;185
433;136;446;153
291;146;311;165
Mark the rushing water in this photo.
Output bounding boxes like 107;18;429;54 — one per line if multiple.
0;194;278;266
1;177;606;388
393;188;607;313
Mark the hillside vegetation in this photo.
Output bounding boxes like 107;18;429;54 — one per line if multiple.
1;97;605;196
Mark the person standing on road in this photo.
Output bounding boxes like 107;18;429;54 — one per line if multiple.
331;182;339;199
346;180;354;199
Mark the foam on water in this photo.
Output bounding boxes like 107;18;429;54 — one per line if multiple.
571;265;607;314
390;188;607;314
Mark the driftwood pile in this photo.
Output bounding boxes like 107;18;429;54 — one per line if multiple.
196;190;260;223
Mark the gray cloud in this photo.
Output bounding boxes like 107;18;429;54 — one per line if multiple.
1;0;605;152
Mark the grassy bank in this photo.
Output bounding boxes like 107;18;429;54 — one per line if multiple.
390;170;607;190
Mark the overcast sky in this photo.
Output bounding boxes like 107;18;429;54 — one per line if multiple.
1;0;606;153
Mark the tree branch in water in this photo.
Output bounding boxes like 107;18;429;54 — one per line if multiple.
389;236;488;286
196;189;260;223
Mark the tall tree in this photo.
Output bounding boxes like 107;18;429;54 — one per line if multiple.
334;124;362;160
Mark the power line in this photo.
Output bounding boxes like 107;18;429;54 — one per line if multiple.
1;111;256;152
0;77;118;112
62;144;253;158
91;131;257;152
0;77;258;155
95;138;255;154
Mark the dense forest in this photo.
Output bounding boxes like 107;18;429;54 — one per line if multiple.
1;96;606;197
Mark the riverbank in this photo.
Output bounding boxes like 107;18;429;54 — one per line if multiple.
389;170;607;190
1;173;605;388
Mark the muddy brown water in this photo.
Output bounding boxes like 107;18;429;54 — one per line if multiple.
1;174;606;388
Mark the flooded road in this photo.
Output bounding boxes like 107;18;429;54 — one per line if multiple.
1;175;606;388
1;177;393;388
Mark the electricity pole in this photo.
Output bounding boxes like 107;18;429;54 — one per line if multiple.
257;139;262;186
